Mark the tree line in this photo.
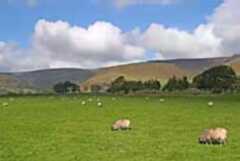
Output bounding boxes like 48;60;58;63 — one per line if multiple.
107;65;239;94
53;65;239;94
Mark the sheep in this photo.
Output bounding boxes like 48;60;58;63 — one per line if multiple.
199;128;228;145
2;102;9;107
97;102;103;107
160;98;165;102
112;119;131;131
208;101;214;107
81;101;86;105
199;129;214;144
211;128;228;144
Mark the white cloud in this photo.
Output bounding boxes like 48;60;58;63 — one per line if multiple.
140;23;222;59
0;41;48;71
0;20;146;72
1;0;240;72
139;0;240;59
32;19;145;69
210;0;240;55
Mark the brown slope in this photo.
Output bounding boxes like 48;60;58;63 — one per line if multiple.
82;62;191;89
225;56;240;74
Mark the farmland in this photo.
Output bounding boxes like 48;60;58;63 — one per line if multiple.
0;95;240;161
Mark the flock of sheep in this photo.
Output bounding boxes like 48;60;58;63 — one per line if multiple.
80;97;228;145
1;96;228;145
111;119;228;145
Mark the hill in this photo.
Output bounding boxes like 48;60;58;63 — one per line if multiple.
82;55;240;90
82;62;191;89
1;55;240;91
0;68;96;90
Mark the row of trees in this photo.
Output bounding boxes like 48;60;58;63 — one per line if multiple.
108;76;161;94
108;65;238;94
52;65;238;94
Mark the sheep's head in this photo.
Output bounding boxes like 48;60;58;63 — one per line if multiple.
111;124;118;131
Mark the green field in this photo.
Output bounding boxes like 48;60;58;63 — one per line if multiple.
0;95;240;161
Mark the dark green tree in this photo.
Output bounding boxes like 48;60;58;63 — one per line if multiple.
193;65;237;93
178;76;190;90
163;76;190;91
163;76;178;91
108;76;127;93
144;80;161;90
53;81;80;94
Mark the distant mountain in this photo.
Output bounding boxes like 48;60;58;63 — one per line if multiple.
1;55;240;91
0;68;96;90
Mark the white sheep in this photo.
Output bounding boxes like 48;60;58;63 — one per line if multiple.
2;102;9;107
160;98;165;102
199;128;228;144
97;102;103;107
81;101;86;105
112;119;131;131
208;101;214;107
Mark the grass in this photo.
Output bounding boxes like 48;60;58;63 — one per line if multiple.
0;95;240;161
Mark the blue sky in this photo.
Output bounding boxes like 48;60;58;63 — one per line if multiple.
0;0;222;47
0;0;239;72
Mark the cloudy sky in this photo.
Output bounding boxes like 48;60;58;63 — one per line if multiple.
0;0;239;72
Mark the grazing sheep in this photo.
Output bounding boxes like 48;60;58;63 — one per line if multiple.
199;128;228;144
199;129;214;144
81;101;86;105
112;119;131;131
97;102;103;107
211;128;228;144
160;98;165;102
112;97;116;101
208;101;214;107
2;102;9;107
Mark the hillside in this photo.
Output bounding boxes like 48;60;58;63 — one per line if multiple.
1;55;240;91
82;62;191;88
0;68;96;90
82;55;240;90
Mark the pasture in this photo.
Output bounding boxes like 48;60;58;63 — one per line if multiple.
0;95;240;161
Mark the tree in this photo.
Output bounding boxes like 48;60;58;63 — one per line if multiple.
53;81;80;94
108;76;127;93
108;76;161;94
163;76;178;91
144;80;161;90
193;65;237;93
178;76;190;90
53;82;65;94
163;76;190;91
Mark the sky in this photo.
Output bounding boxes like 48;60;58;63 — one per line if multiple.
0;0;239;72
